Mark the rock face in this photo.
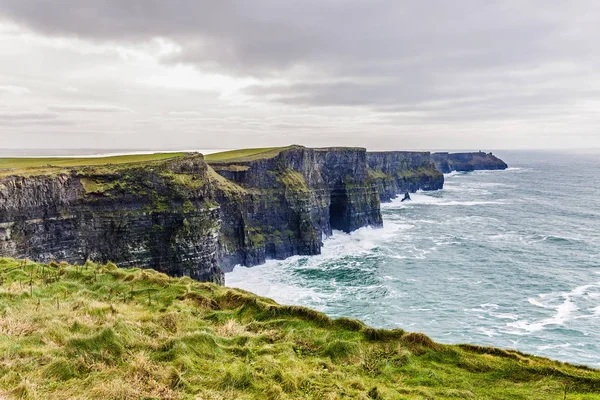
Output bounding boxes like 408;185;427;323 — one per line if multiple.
0;147;383;281
208;146;382;271
432;152;508;173
366;151;444;202
0;155;223;283
0;147;506;282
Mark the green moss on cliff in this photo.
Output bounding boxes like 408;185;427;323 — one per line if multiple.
367;169;391;180
160;171;205;189
0;257;598;399
396;167;443;179
278;169;309;192
80;178;121;194
206;166;248;195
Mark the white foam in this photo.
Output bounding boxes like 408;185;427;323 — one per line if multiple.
226;263;328;308
477;327;499;337
508;298;578;333
384;192;506;208
508;282;600;333
537;343;571;351
528;298;550;308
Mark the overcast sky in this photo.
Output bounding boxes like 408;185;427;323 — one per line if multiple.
0;1;599;151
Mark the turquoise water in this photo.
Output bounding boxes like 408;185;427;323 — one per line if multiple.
227;151;600;367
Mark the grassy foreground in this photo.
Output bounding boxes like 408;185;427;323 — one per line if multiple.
0;258;598;399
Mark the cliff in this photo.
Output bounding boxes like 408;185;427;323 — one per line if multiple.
1;257;598;399
367;151;444;202
207;146;382;271
0;147;383;281
0;154;224;283
0;147;508;283
432;151;508;173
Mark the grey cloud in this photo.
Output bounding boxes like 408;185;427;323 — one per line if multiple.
2;0;599;116
1;0;599;150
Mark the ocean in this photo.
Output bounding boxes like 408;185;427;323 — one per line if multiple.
227;150;600;367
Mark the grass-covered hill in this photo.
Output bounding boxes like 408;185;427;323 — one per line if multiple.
0;258;598;399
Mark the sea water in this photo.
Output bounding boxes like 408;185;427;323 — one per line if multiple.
227;150;600;367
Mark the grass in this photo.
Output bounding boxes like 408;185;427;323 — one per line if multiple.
396;167;444;179
0;257;599;399
206;166;248;195
204;146;295;163
0;153;186;177
367;169;392;180
278;169;309;192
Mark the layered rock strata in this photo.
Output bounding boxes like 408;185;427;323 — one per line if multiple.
366;151;444;202
208;146;382;271
0;147;507;282
0;155;223;283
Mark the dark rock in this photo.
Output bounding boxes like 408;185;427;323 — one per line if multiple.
0;154;224;283
431;152;508;173
0;146;504;283
208;146;382;272
401;192;411;202
366;151;444;202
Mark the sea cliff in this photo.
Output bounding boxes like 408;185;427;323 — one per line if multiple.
0;154;223;283
0;147;507;283
207;146;382;271
367;151;444;202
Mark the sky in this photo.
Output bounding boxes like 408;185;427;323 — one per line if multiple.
0;0;599;151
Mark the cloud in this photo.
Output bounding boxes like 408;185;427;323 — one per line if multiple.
0;111;57;121
0;111;78;126
0;85;31;95
47;104;133;113
0;1;599;149
2;1;599;111
167;111;203;117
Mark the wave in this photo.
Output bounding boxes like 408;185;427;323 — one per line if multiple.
507;298;578;333
384;193;507;208
507;282;600;333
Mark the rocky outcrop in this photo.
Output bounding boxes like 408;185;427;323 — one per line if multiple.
208;146;382;271
0;155;223;283
432;152;508;173
366;151;444;202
